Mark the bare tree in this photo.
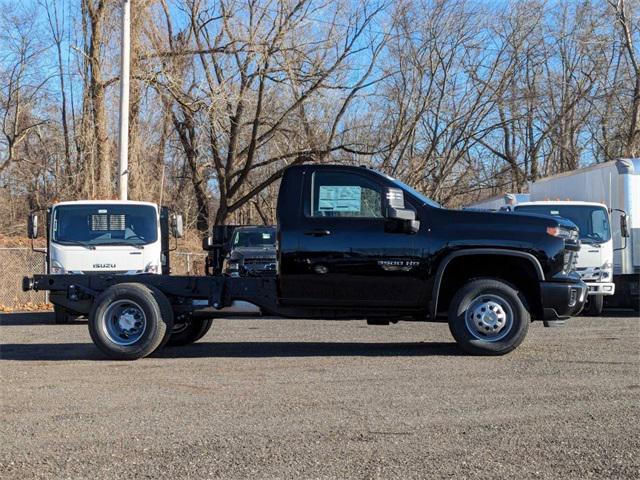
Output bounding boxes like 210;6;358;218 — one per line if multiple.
145;0;387;230
0;7;50;176
608;0;640;157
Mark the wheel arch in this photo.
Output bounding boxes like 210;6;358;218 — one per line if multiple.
430;249;545;319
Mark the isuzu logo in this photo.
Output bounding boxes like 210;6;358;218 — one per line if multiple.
93;263;116;269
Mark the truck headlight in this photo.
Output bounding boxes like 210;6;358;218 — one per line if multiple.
546;226;577;239
50;261;66;274
600;261;613;279
144;263;159;274
227;261;239;271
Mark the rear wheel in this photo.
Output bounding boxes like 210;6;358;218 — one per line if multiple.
448;278;530;355
167;318;213;346
88;283;174;360
584;294;604;316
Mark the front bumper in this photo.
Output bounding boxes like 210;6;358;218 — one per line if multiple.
541;280;588;320
584;281;615;296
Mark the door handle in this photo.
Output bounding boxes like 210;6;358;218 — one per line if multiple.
304;229;331;237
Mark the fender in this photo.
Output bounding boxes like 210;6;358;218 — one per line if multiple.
430;248;545;318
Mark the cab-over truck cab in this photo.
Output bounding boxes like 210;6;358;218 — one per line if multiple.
27;201;183;323
23;164;587;359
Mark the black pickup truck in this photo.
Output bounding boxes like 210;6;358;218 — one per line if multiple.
23;164;587;359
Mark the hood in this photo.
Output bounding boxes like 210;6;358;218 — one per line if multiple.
509;210;579;230
433;208;579;249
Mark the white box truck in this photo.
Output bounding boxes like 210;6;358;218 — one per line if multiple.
27;201;183;323
512;201;615;314
525;159;638;311
467;195;617;314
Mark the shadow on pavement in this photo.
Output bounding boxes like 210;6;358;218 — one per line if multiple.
0;312;88;326
0;312;54;326
0;341;461;361
0;342;103;361
601;308;640;318
158;341;462;358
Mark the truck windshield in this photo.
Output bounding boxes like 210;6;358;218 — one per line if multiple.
232;228;275;248
52;204;158;246
514;205;611;243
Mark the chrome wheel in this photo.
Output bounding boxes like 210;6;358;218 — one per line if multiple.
464;294;514;342
101;300;147;346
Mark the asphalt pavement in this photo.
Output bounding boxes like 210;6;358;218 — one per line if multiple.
1;311;639;479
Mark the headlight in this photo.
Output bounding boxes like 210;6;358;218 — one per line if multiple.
50;261;66;274
600;260;613;279
226;261;240;271
144;263;159;274
546;226;577;239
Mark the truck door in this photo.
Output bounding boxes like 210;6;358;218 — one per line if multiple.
279;168;424;308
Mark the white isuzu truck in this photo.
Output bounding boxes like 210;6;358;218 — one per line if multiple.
28;200;183;323
527;159;638;312
512;201;615;315
467;158;638;312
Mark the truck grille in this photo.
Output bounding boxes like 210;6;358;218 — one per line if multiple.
81;270;129;275
242;257;277;271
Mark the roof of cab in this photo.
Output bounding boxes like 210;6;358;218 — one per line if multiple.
515;201;607;208
53;200;158;208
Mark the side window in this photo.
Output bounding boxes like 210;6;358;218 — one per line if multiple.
590;209;610;241
310;171;383;218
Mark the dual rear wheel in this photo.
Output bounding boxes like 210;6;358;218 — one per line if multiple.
88;283;212;360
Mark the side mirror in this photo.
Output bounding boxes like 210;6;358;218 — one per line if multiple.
386;188;420;234
620;213;630;238
27;213;38;239
202;236;214;251
171;214;184;238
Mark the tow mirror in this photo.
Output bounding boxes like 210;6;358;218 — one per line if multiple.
386;188;420;234
202;236;214;251
620;213;630;238
27;213;38;239
171;214;184;238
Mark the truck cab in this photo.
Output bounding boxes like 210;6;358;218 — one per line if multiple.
513;201;615;315
28;200;182;322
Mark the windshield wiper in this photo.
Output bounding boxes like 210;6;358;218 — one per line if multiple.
107;241;145;249
60;240;96;250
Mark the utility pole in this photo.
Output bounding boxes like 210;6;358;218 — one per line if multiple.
117;0;131;200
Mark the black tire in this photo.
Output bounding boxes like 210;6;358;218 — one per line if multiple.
448;278;530;355
584;294;604;316
167;318;213;346
88;283;174;360
53;305;71;324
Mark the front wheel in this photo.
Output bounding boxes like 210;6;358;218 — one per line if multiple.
167;318;213;346
88;283;174;360
448;279;530;355
584;294;604;316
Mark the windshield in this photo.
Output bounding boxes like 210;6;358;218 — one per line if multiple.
232;228;275;248
514;204;611;243
52;204;158;246
384;175;441;208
